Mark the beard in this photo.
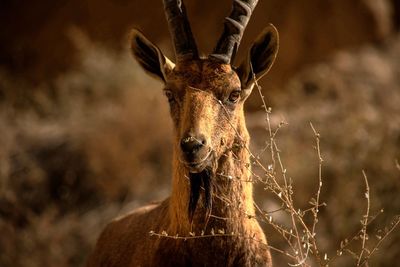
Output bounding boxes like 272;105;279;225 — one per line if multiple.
188;167;213;222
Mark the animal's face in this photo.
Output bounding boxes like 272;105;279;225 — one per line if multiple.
130;0;278;174
130;27;278;173
163;60;243;173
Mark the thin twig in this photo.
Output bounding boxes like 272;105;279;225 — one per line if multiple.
359;215;400;266
357;170;370;266
310;122;323;265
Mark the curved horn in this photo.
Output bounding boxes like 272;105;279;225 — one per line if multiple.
209;0;258;64
163;0;199;61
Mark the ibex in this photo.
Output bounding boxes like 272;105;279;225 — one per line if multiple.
87;0;278;266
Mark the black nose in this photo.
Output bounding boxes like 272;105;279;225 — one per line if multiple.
180;134;206;155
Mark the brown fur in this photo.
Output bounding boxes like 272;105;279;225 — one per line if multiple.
87;10;279;267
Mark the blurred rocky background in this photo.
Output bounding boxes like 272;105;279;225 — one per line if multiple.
0;0;399;266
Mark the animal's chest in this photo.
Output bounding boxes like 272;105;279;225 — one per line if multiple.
153;237;265;267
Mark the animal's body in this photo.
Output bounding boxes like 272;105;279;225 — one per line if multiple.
86;0;279;266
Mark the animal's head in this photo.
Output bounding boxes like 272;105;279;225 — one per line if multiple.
131;0;278;174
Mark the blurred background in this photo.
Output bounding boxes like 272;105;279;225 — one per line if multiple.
0;0;399;266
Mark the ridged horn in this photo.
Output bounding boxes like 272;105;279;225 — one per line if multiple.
209;0;258;64
163;0;199;61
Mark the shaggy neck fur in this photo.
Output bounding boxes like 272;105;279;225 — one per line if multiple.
168;115;255;235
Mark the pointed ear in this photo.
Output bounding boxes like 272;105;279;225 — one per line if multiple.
237;24;279;89
130;29;175;82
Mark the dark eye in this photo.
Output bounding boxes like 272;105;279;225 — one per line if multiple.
164;89;174;102
228;90;241;103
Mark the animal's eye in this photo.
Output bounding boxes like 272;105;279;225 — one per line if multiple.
164;90;175;102
228;90;241;103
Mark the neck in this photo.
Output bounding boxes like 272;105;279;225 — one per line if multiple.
168;122;255;234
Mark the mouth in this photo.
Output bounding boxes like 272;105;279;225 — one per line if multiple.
181;149;212;173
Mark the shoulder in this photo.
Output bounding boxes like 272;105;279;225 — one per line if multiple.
86;200;168;267
112;202;160;223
